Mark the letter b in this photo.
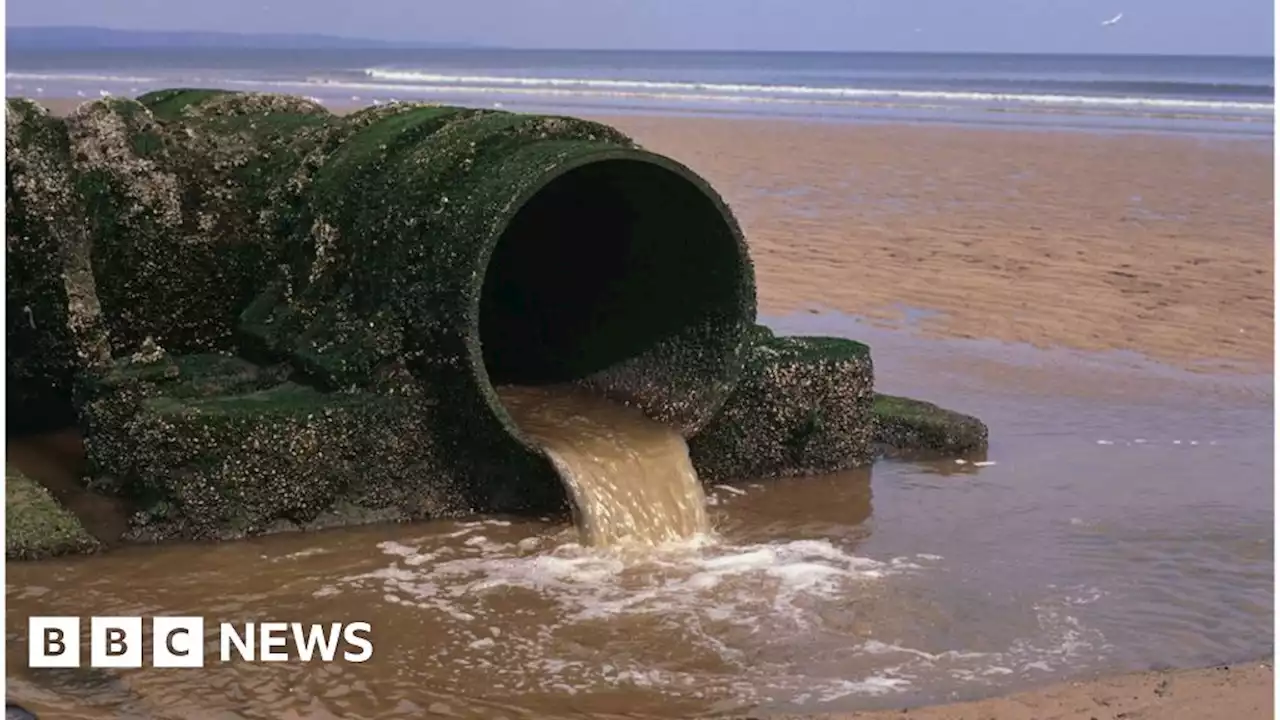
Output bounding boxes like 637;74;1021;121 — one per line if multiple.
28;616;80;668
91;617;142;668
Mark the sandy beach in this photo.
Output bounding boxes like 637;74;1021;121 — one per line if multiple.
595;114;1274;373
19;97;1275;719
759;662;1274;720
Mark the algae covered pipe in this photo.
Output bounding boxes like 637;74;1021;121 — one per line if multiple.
7;90;757;481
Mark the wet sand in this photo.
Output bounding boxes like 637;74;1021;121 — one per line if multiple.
13;97;1275;718
760;662;1273;720
592;114;1274;374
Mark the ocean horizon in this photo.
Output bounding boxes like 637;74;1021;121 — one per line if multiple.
6;47;1274;135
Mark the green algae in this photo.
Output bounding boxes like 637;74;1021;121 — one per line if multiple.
135;88;231;119
233;102;757;512
6;465;101;560
83;356;479;542
872;393;989;458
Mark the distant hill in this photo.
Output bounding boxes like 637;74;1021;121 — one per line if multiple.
7;26;480;50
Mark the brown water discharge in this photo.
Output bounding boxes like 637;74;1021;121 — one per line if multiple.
4;321;1272;720
496;385;711;547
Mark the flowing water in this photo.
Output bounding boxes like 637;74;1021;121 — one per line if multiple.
495;385;710;548
5;312;1272;719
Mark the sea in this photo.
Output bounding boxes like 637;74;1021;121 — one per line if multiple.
5;48;1275;135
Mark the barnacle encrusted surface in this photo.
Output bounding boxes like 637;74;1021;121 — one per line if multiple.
6;464;101;560
6;89;988;549
689;325;876;482
64;93;340;355
81;353;474;542
235;101;758;508
6;99;111;434
8;89;760;539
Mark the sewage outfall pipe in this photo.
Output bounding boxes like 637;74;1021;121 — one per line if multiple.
7;89;758;506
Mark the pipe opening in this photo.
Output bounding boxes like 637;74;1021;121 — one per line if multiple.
479;157;746;391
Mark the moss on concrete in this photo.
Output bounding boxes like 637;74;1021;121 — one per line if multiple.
234;100;757;514
6;88;991;547
64;93;339;356
690;326;875;482
10;88;757;538
6;465;101;560
872;393;989;457
81;354;494;542
9;90;758;543
135;88;232;119
6;98;112;434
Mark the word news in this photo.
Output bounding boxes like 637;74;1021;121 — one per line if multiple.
28;616;374;668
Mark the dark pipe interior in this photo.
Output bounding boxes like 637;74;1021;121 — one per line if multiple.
479;158;741;386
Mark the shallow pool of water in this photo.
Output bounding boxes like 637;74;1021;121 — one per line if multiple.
6;312;1272;719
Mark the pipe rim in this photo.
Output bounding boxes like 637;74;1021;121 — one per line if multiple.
464;145;757;453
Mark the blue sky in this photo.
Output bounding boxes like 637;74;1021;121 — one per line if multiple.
7;0;1275;55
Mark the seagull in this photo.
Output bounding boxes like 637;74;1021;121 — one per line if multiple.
1101;12;1123;26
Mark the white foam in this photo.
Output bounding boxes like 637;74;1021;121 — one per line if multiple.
335;532;931;648
840;594;1106;687
318;526;1106;710
1095;437;1217;447
20;73;1208;124
792;675;912;703
377;540;420;557
314;530;955;711
6;72;161;83
360;69;1274;113
271;547;330;562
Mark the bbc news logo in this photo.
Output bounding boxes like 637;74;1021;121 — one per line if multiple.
29;617;373;668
